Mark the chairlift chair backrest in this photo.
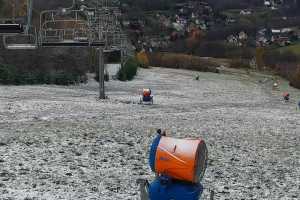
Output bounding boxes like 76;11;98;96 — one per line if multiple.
0;24;24;35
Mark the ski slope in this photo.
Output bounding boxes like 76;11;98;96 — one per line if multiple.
0;67;300;200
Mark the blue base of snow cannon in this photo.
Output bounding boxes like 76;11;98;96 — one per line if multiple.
149;134;161;172
149;176;203;200
143;96;153;102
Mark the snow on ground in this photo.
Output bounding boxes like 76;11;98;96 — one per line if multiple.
0;67;300;200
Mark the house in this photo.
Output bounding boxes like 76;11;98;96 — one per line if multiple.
264;0;284;9
227;35;238;44
226;18;236;24
258;28;267;36
174;3;187;9
240;10;252;15
197;20;207;30
239;31;248;40
179;8;190;17
264;1;271;7
276;36;291;46
297;30;300;40
227;31;248;46
271;29;281;35
159;15;172;28
257;36;269;47
122;20;130;27
172;22;184;31
281;28;293;34
257;28;270;46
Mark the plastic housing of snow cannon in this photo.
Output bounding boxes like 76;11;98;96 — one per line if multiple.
149;177;204;200
142;88;153;102
149;134;208;183
143;88;151;97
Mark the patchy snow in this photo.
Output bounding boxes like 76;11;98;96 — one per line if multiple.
0;67;300;200
106;64;121;79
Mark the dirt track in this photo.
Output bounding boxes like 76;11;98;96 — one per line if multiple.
0;67;300;200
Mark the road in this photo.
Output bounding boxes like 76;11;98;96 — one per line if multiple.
0;67;300;199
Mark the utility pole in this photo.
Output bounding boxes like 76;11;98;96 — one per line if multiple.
99;47;105;99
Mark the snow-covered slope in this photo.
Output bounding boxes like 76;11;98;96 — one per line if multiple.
0;67;300;199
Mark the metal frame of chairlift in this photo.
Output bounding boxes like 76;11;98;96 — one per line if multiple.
39;9;105;47
2;26;38;50
1;0;127;99
0;23;24;34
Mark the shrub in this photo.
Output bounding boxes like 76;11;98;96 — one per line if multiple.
230;59;251;69
264;50;300;67
0;64;87;85
0;64;17;84
117;57;139;81
289;67;300;89
193;41;255;59
147;52;222;73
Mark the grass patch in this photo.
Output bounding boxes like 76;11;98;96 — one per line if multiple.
147;52;227;73
229;59;251;69
278;42;300;55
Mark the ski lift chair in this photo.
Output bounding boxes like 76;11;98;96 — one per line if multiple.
2;26;38;50
39;9;103;47
0;0;37;50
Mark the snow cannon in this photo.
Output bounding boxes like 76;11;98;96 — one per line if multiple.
143;88;151;97
149;134;208;183
137;130;208;200
148;177;204;200
140;88;153;104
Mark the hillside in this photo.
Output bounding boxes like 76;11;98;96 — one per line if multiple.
1;1;300;200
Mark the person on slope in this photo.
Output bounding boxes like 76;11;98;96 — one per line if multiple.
283;92;290;102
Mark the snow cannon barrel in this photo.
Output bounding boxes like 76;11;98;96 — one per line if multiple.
149;134;208;183
143;88;151;97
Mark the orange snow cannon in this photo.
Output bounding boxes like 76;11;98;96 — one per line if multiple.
149;133;208;183
143;88;151;97
140;88;153;104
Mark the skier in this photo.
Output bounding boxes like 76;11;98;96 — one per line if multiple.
283;92;290;102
